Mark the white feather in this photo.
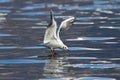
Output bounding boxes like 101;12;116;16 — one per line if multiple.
43;10;75;51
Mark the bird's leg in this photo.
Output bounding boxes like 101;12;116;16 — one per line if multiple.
53;50;58;55
50;49;58;57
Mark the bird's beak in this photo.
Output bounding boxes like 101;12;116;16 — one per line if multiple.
67;49;70;51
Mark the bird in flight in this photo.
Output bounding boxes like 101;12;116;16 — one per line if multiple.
43;10;75;57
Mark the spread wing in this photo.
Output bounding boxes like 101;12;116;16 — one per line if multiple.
60;16;75;31
43;10;57;43
57;16;75;39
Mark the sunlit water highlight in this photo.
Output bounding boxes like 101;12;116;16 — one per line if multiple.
40;77;116;80
67;37;116;41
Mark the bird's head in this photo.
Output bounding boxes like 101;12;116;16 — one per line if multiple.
62;45;69;51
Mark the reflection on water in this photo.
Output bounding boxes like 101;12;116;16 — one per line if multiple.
42;57;118;80
43;57;67;78
0;0;120;80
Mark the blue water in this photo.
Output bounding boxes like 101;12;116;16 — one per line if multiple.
0;59;48;64
0;0;120;80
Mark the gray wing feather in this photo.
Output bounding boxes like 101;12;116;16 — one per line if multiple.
57;16;75;39
43;10;57;43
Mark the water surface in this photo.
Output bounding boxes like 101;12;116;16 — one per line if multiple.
0;0;120;80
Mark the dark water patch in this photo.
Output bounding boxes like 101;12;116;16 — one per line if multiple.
0;77;24;80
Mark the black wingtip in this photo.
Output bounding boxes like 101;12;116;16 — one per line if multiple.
50;9;53;20
47;9;54;27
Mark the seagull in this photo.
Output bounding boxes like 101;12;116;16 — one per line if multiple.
43;10;75;56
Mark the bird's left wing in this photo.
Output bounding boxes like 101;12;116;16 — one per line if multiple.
43;10;57;43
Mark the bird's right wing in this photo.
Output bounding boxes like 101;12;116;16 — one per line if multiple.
43;10;57;43
57;16;75;39
59;16;75;31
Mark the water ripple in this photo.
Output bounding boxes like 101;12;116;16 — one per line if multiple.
40;77;116;80
0;59;48;64
72;63;120;69
99;26;120;29
66;57;97;60
14;12;48;16
0;0;13;3
63;63;120;69
66;37;115;41
56;47;101;51
0;46;17;49
78;77;116;80
21;4;45;10
0;46;102;51
0;34;14;37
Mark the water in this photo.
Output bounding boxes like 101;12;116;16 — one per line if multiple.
0;0;120;80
